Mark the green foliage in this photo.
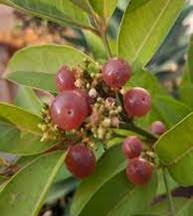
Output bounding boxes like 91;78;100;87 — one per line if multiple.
83;30;107;61
14;86;42;117
0;152;65;216
0;103;55;155
180;36;193;108
1;0;90;28
0;0;191;215
89;0;118;21
136;198;193;215
6;45;93;92
71;145;157;216
118;0;185;69
156;112;193;186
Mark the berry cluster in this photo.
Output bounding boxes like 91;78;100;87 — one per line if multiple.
44;57;166;183
122;136;153;186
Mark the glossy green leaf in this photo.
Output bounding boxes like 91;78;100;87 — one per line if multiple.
83;30;107;61
71;145;157;216
156;112;193;186
89;0;118;20
156;170;178;196
180;36;193;108
15;86;42;117
136;198;193;216
118;0;185;68
71;145;125;216
0;120;55;155
0;151;65;216
1;0;89;28
72;171;157;216
70;0;93;14
6;45;93;92
0;103;41;135
0;103;56;155
152;95;191;128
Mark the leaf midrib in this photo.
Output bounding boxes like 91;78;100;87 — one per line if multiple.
132;0;171;64
73;162;126;216
32;153;66;216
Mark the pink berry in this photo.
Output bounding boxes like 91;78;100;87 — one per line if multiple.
55;65;76;92
65;144;96;179
122;136;142;159
150;121;166;136
126;158;153;186
123;87;151;117
50;90;88;130
102;58;132;88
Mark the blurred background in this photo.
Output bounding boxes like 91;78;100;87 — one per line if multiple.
0;0;193;215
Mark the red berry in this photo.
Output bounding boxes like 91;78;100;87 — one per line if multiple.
50;90;88;130
76;89;92;116
150;121;166;136
123;87;151;117
55;65;76;92
65;144;96;179
102;58;132;88
126;158;153;186
122;136;142;159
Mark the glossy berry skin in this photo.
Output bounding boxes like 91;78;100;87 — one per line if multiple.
123;87;151;117
50;90;88;130
102;58;132;88
76;89;92;116
126;158;153;186
55;65;76;92
122;136;142;159
150;121;166;136
65;144;96;179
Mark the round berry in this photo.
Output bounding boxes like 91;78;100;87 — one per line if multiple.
126;158;153;186
55;65;76;92
123;87;151;117
76;89;92;116
150;121;166;136
65;144;96;179
102;58;132;88
122;136;142;159
50;90;88;130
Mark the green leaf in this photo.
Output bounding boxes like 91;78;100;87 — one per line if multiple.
0;103;41;135
83;30;107;61
136;198;193;216
1;0;90;28
70;0;93;14
89;0;118;20
6;45;94;93
152;95;191;128
71;145;157;216
156;112;193;186
156;170;178;196
71;145;125;215
118;0;185;68
14;86;42;117
180;36;193;108
0;151;65;216
0;103;56;155
0;120;55;155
